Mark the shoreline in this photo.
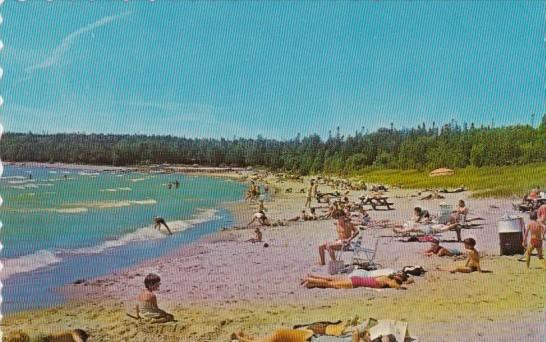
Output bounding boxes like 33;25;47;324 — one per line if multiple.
2;169;545;341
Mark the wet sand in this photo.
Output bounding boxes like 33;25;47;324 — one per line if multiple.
2;174;544;341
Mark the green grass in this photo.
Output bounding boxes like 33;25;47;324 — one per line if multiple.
351;163;546;198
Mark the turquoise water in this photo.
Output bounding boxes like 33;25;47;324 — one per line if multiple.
0;166;245;313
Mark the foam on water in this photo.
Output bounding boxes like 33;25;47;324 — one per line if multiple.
1;250;62;279
1;209;219;279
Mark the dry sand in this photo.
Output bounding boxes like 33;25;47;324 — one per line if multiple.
2;174;544;341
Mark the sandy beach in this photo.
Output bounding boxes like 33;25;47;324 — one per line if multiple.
2;172;544;341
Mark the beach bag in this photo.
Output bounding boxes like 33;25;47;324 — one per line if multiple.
402;266;425;276
328;260;345;275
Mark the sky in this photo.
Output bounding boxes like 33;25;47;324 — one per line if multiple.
2;1;544;139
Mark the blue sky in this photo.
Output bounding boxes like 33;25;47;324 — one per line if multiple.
3;1;544;139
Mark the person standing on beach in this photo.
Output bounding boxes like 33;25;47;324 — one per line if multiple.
304;181;315;208
523;211;546;269
153;216;173;235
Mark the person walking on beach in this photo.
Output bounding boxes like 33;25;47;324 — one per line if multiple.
153;216;173;235
304;181;315;208
523;211;546;269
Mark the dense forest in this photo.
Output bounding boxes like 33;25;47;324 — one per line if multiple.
1;117;545;175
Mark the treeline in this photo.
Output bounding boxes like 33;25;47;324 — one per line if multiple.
1;118;545;175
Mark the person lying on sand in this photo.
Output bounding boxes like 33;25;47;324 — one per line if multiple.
5;329;89;342
231;329;314;342
246;227;263;243
288;209;317;222
153;216;173;235
247;210;271;227
393;221;458;235
424;240;461;257
420;190;445;200
318;212;359;265
437;238;482;273
128;273;174;323
301;272;412;290
523;211;546;269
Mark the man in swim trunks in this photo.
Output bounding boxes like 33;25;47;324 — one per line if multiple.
153;216;173;235
318;212;359;265
424;240;461;257
523;211;546;269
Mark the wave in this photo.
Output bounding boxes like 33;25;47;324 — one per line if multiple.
1;209;220;278
1;250;62;279
52;207;89;214
99;187;132;193
78;172;99;176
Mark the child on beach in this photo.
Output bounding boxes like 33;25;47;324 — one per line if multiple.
246;227;263;243
523;211;546;269
424;240;461;257
438;238;482;273
131;273;174;323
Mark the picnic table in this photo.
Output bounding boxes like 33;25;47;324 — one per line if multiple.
514;198;546;212
359;194;394;210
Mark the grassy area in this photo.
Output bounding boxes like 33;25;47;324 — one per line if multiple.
352;163;546;198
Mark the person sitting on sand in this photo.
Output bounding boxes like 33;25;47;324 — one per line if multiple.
437;238;482;273
246;227;263;243
413;207;431;223
247;210;271;227
318;212;359;265
301;272;412;290
153;216;173;235
130;273;174;323
424;239;461;257
523;211;546;269
5;329;89;342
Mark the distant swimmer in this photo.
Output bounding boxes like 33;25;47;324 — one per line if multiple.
153;216;173;235
174;180;180;188
167;183;173;190
64;174;68;180
29;173;32;180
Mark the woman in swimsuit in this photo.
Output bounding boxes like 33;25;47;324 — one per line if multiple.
301;272;410;290
523;211;546;269
438;238;481;273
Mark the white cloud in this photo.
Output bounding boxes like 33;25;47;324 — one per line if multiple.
25;11;130;73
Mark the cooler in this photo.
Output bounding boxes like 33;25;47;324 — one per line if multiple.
497;216;524;255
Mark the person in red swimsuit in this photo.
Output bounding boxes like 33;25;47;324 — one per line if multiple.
300;272;411;290
523;211;546;269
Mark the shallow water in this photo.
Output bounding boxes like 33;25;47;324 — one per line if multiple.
0;166;245;313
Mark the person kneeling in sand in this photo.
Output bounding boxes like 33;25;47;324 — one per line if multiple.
246;227;263;243
5;329;89;342
424;240;461;257
437;238;482;273
301;272;412;290
128;273;174;323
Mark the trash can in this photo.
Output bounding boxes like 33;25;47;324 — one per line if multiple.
498;216;524;255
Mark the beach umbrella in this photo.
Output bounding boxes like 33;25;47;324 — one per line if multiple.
429;168;454;177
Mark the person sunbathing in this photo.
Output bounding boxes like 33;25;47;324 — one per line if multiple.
424;240;462;257
246;227;263;243
437;238;482;273
231;329;314;342
394;221;457;235
318;212;359;265
5;329;89;342
301;272;411;290
129;273;174;323
247;210;271;227
420;190;445;200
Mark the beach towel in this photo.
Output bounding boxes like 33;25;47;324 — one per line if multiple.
350;268;396;278
293;321;343;335
368;320;408;342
